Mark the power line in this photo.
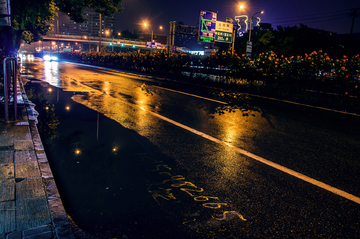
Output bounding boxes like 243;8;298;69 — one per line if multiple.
274;16;348;26
266;9;349;21
270;13;347;25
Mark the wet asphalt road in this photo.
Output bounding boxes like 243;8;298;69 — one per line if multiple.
21;58;360;238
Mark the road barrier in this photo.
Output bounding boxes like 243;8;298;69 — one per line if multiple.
2;57;18;123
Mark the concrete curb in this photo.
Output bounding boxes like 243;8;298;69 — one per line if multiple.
19;81;75;239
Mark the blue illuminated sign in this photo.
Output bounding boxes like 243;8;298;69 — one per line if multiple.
198;10;217;43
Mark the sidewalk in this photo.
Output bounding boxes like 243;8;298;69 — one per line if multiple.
0;79;74;238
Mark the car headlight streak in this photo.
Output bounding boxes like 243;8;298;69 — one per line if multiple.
43;55;58;61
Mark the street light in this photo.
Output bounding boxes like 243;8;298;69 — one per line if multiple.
240;4;264;57
240;4;264;42
106;30;114;51
143;22;163;42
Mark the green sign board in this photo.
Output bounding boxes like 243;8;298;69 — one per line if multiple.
199;36;214;43
215;20;233;43
215;31;232;43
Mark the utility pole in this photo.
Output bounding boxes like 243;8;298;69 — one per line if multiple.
348;8;359;74
348;8;359;36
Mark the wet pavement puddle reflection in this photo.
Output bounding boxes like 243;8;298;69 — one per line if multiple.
24;82;248;238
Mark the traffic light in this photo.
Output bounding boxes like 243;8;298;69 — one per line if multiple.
109;42;113;46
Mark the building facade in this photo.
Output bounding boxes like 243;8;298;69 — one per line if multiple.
56;9;116;37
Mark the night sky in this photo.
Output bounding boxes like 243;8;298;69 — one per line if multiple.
115;0;360;35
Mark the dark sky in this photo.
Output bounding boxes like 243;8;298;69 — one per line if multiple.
116;0;360;35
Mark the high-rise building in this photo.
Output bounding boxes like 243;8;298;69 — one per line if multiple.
55;9;116;37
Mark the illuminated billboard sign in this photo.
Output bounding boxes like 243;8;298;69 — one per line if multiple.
146;42;162;49
198;10;217;43
215;21;233;43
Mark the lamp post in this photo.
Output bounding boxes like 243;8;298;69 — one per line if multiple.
240;4;264;57
143;23;163;43
106;30;115;51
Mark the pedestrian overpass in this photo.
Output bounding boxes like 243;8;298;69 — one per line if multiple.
20;34;166;53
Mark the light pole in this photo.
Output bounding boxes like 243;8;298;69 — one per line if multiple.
240;4;264;42
143;22;153;42
240;4;264;57
143;23;163;43
106;30;114;51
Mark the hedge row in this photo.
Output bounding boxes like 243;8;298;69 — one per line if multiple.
59;50;360;110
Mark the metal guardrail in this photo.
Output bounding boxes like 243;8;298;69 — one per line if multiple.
3;57;17;123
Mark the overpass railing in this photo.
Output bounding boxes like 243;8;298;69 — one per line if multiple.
45;34;147;46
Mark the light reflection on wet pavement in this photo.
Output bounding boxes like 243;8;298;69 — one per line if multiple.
21;58;360;238
23;60;253;238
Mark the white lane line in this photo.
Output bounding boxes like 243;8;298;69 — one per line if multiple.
67;65;359;204
67;61;358;116
66;61;227;104
135;105;360;205
246;93;360;117
152;85;228;105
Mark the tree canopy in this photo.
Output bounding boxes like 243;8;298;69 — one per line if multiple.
234;24;344;58
11;0;123;49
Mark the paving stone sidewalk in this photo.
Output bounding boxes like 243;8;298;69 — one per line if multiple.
0;81;74;238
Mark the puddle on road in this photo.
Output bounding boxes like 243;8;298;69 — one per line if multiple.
24;82;248;239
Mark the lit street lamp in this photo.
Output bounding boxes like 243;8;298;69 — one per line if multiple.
106;30;114;51
143;22;163;42
240;4;264;57
240;4;264;42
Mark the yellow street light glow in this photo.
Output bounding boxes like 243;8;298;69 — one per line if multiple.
240;4;244;9
159;26;163;30
45;106;49;110
113;148;117;152
75;149;81;154
143;22;147;27
48;88;52;92
66;106;70;111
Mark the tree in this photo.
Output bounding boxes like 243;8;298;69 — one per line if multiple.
12;0;58;50
254;31;275;53
11;0;123;50
54;0;123;23
253;24;336;57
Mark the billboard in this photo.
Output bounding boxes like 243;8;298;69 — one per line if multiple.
198;11;217;43
146;42;162;49
215;21;233;43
